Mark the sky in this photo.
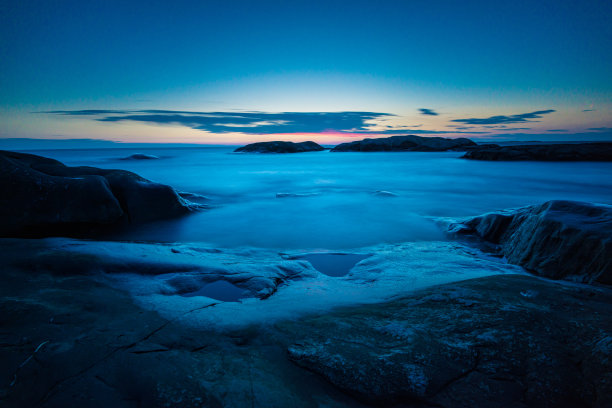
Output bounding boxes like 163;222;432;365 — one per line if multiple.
1;0;611;146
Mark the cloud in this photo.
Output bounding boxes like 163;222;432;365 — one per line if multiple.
451;109;555;125
41;109;132;115
44;109;490;136
588;127;612;132
582;109;596;112
46;110;395;134
418;108;439;116
547;129;567;132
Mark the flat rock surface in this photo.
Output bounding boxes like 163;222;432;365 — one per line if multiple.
331;135;476;152
1;263;611;407
461;143;612;161
234;141;325;153
283;274;612;408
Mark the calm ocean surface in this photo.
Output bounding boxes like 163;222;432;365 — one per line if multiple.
29;146;612;249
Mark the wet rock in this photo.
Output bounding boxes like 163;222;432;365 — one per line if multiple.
462;142;612;161
0;150;195;237
331;135;476;152
234;141;325;153
453;200;612;284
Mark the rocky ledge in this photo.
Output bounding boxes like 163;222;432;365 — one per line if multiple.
284;274;612;408
451;200;612;284
0;150;198;237
461;142;612;161
330;135;476;152
234;141;325;153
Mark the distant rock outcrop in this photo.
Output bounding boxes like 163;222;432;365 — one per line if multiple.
0;150;195;237
119;153;160;160
451;200;612;284
462;142;612;161
331;135;476;152
234;141;325;153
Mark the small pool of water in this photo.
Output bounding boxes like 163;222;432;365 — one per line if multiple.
182;280;248;302
293;253;372;277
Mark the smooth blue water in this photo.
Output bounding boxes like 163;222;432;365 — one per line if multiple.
28;146;612;249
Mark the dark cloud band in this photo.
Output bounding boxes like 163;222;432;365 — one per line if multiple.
452;109;555;125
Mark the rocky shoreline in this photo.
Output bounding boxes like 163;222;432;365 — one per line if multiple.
0;150;202;237
1;151;611;407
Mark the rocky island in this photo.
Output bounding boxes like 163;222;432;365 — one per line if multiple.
331;135;476;152
234;141;325;153
462;142;612;161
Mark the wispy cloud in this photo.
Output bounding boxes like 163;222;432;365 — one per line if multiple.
582;109;596;112
43;109;487;135
588;127;612;132
418;108;439;116
547;129;567;132
451;109;555;125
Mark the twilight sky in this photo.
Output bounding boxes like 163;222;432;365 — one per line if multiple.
1;0;611;145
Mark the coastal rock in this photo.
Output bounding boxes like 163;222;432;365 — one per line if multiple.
461;142;612;161
330;135;476;152
285;274;612;407
453;200;612;284
234;141;325;153
0;150;193;236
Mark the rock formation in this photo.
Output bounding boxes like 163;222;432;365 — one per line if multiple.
234;141;325;153
452;200;612;283
462;142;612;161
0;150;195;237
331;135;476;152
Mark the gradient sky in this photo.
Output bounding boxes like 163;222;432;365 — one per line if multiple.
1;0;611;145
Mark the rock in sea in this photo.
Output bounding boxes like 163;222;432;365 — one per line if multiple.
461;142;612;161
234;141;325;153
452;200;612;284
0;150;195;236
331;135;476;152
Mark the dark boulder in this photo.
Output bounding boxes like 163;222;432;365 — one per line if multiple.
0;150;193;237
462;142;612;161
452;200;612;284
234;141;325;153
331;135;476;152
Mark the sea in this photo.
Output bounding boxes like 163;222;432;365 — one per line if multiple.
26;146;612;250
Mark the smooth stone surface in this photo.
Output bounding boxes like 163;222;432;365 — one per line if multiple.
452;200;612;284
284;274;612;408
330;135;476;152
462;142;612;161
0;150;195;237
234;141;325;153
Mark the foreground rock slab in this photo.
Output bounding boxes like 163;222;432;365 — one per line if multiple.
234;141;325;153
452;200;612;284
0;150;196;237
331;135;476;152
284;274;612;408
461;142;612;161
2;257;611;408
